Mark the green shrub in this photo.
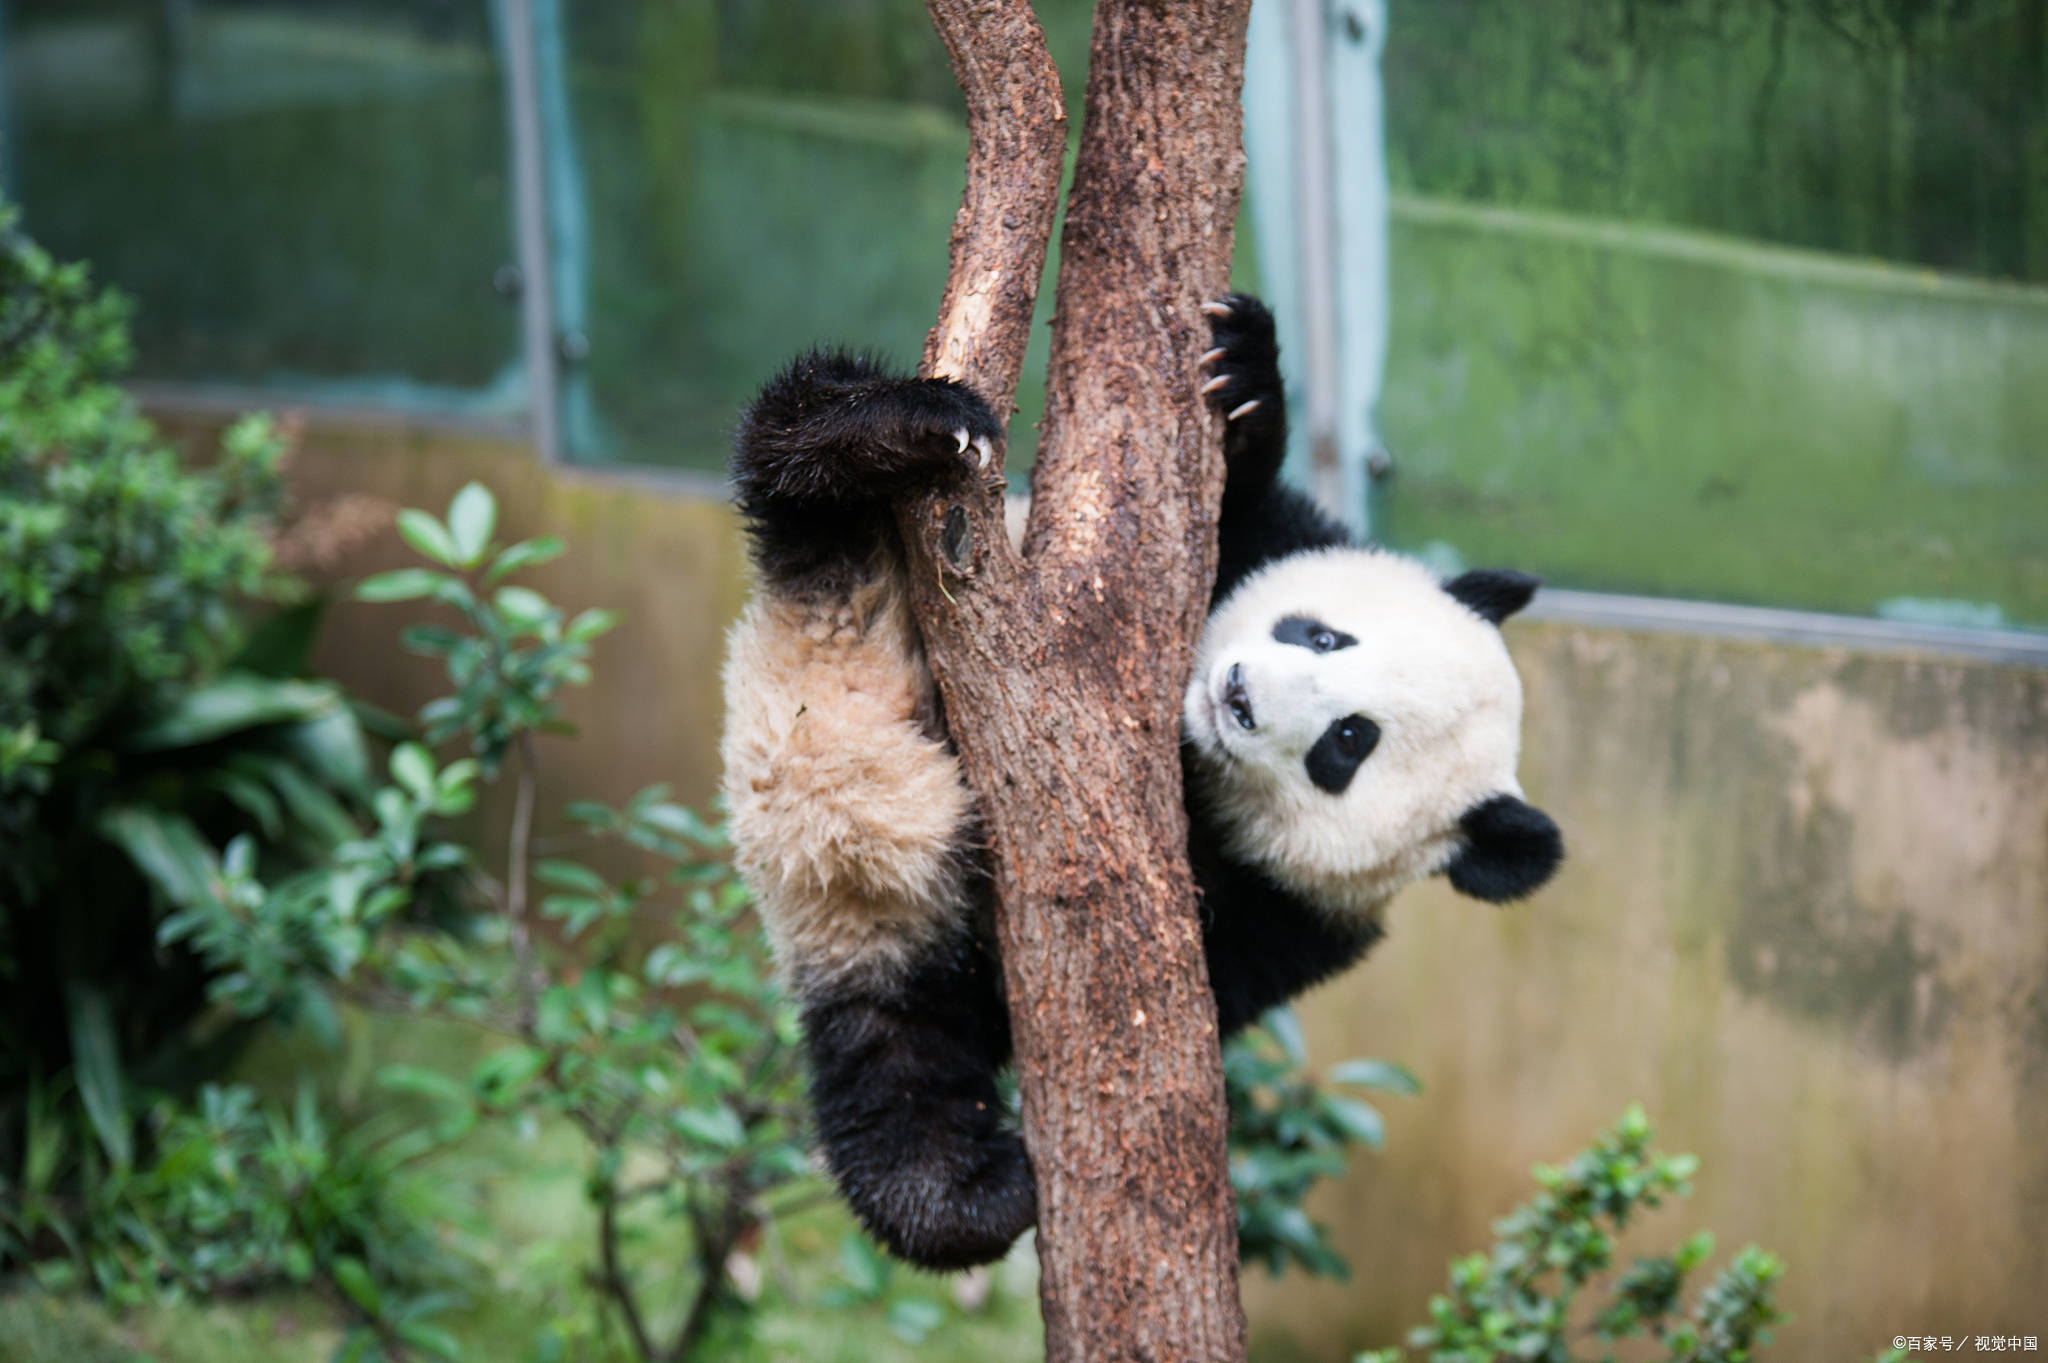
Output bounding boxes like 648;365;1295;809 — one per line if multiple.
1356;1106;1786;1363
0;203;380;1254
1227;1006;1419;1280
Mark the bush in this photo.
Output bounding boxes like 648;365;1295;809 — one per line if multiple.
0;202;380;1264
1356;1106;1786;1363
1227;1006;1419;1280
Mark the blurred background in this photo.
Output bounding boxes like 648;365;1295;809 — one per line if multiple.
1;1;2043;1360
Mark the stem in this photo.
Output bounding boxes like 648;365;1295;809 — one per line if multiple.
506;729;540;1035
667;1173;751;1363
597;1177;659;1363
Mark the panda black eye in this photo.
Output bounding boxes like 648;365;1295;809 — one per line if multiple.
1272;615;1358;653
1303;713;1382;794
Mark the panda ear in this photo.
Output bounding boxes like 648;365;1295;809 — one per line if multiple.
1445;795;1562;903
1444;569;1541;625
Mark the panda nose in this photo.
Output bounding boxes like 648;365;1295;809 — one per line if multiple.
1222;663;1256;731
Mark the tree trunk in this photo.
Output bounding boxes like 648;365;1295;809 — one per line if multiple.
898;2;1254;1359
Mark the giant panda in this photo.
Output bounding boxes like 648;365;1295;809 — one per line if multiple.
719;295;1562;1270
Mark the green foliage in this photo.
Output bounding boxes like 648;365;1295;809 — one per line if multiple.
0;203;384;1267
1226;1006;1419;1280
1355;1106;1784;1363
105;482;805;1362
0;199;284;779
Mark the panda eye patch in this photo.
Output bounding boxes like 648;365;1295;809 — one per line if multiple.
1303;713;1381;795
1272;615;1357;654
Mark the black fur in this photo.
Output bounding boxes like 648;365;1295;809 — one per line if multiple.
732;350;1004;592
799;918;1034;1270
1186;811;1384;1034
729;296;1555;1271
1445;794;1564;902
1443;568;1541;625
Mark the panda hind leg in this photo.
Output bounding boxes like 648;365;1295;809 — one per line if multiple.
801;928;1035;1271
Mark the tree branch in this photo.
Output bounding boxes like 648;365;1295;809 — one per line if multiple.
900;3;1254;1359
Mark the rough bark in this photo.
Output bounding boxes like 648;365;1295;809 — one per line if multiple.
899;2;1254;1359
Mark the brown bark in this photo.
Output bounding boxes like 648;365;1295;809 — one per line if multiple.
900;2;1255;1359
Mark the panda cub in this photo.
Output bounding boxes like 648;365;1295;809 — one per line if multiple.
720;295;1561;1271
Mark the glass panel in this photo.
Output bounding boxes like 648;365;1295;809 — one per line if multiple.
1376;0;2048;628
555;0;1097;472
1;0;520;411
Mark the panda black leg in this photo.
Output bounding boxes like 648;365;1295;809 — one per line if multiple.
800;930;1034;1271
732;351;1005;591
1200;293;1288;509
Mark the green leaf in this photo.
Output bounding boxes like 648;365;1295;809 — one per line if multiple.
1261;1006;1309;1068
1322;1095;1388;1150
836;1234;889;1300
390;743;436;799
446;482;496;566
673;1104;746;1150
397;1321;462;1361
493;585;553;628
535;859;606;893
356;569;446;603
100;805;219;909
378;1064;472;1107
639;802;718;844
65;982;133;1169
396;508;462;568
565;607;620;644
886;1298;944;1344
331;1255;383;1315
484;535;565;585
1328;1058;1422;1097
123;673;339;750
280;704;375;797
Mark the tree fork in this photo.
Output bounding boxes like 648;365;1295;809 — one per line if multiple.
897;2;1254;1358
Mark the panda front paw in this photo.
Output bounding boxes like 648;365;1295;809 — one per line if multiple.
735;351;1005;509
1199;295;1288;494
1199;293;1281;424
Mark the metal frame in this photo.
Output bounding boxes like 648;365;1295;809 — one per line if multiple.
1525;589;2048;666
495;0;561;464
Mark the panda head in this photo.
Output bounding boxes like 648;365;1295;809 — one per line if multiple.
1182;547;1562;918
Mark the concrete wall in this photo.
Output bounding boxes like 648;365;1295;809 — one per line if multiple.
168;410;2048;1358
1246;622;2048;1361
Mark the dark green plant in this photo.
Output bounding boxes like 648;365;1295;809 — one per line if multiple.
1356;1106;1784;1363
0;202;382;1255
1226;1006;1419;1280
121;483;808;1362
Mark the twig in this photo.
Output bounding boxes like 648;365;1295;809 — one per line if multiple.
505;729;541;1035
596;1183;659;1362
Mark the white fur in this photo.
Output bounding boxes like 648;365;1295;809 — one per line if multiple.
1182;547;1525;918
720;553;974;987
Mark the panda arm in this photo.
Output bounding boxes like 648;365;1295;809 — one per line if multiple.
731;350;1004;592
1200;296;1354;604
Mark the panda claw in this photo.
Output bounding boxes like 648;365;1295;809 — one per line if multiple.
1199;374;1231;396
1201;300;1233;318
953;427;971;455
972;434;994;470
1227;399;1261;421
1199;346;1227;368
